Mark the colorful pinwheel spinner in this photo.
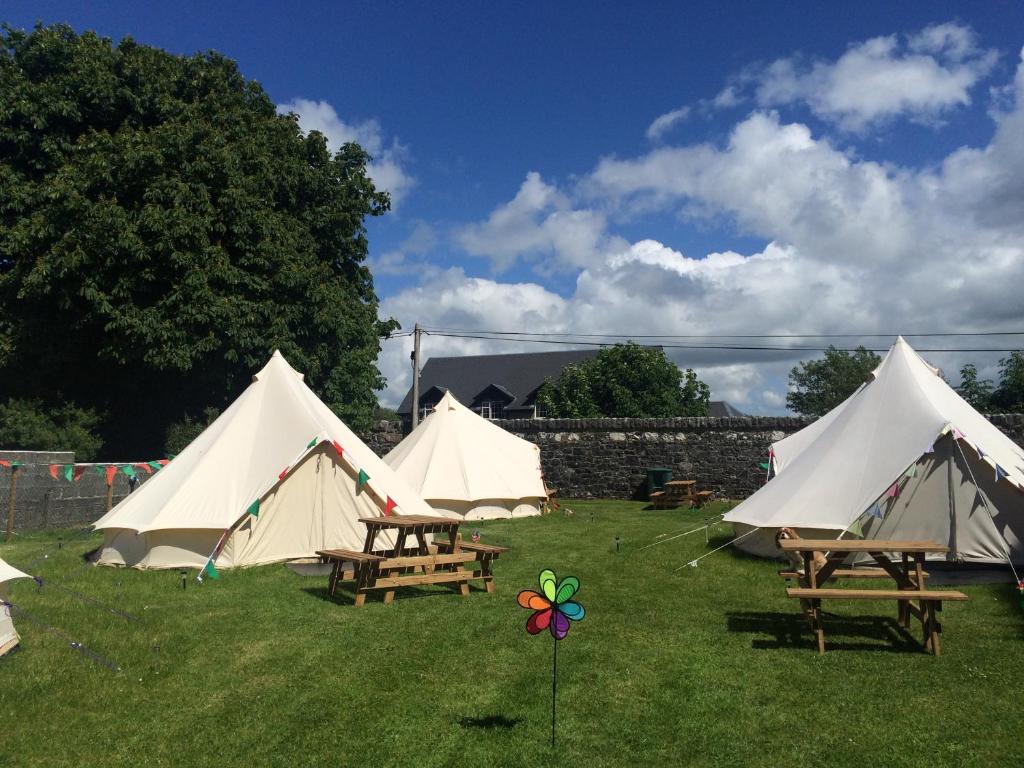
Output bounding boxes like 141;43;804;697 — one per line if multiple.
517;568;585;640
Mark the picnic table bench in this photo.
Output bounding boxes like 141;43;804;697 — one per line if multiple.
778;538;968;655
317;514;509;606
649;480;715;509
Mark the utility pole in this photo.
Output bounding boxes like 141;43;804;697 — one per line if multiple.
411;323;422;429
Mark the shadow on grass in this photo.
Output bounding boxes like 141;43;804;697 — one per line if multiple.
726;611;925;653
301;583;488;606
458;714;522;729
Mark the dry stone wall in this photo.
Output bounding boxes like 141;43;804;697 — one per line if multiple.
3;414;1022;530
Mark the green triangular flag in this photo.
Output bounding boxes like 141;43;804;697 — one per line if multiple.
357;469;369;494
122;465;137;480
203;560;219;580
758;462;770;471
247;499;260;518
10;461;22;468
906;465;918;478
94;465;105;475
306;436;318;449
148;460;162;471
847;518;864;538
63;464;74;481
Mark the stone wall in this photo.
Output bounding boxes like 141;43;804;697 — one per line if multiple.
0;451;151;532
493;416;814;500
4;414;1021;530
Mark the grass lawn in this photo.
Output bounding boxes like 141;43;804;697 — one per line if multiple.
2;500;1022;767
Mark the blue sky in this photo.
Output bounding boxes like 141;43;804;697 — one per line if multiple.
6;2;1024;410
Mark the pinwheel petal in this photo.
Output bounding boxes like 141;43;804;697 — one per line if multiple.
517;590;550;610
559;601;585;621
539;569;557;602
550;610;570;640
527;608;552;635
554;576;579;604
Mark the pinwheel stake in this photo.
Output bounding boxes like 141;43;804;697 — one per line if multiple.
517;568;585;748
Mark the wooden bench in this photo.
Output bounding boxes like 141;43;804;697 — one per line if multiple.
778;567;929;581
432;539;510;594
650;480;696;509
786;587;968;655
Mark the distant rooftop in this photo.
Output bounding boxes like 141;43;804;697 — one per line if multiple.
396;349;745;419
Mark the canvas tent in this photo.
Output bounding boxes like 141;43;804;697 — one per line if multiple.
724;337;1024;564
0;557;30;656
93;351;443;570
384;391;547;520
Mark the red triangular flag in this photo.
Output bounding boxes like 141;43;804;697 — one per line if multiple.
385;496;397;516
0;460;10;468
104;465;118;487
332;440;343;458
278;467;289;481
73;465;87;481
49;464;60;479
158;459;170;466
134;462;154;474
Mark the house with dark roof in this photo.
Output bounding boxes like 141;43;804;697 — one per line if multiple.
396;349;744;429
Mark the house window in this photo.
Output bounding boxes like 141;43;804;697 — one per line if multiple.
419;403;436;420
477;401;504;420
534;402;547;418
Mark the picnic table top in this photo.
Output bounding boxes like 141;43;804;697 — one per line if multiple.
357;514;462;529
664;479;696;487
778;538;949;554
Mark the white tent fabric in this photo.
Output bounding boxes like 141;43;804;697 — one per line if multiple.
0;557;30;657
94;351;444;569
384;392;546;520
724;337;1024;563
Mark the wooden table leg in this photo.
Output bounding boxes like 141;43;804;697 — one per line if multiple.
328;559;341;597
899;553;910;626
383;532;407;605
480;554;496;594
353;564;368;607
812;599;825;654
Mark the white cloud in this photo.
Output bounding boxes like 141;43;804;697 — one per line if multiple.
279;98;415;205
716;22;997;131
454;172;627;272
376;47;1024;415
646;106;690;141
370;221;438;276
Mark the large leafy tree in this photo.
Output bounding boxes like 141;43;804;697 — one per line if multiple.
0;24;397;456
955;363;994;412
536;343;710;418
786;345;881;416
992;351;1024;413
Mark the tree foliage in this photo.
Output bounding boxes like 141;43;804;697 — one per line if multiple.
955;363;994;412
992;351;1024;413
0;398;103;460
786;345;881;417
0;24;396;456
535;344;710;418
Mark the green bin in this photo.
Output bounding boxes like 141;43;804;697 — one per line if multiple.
646;467;673;499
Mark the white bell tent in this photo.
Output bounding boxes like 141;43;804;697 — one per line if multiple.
0;557;30;656
724;338;1024;564
384;391;547;520
93;351;442;570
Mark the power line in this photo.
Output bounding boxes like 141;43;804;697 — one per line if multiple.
408;330;1021;354
420;327;1024;339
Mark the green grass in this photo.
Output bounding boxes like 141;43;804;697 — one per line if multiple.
1;501;1022;767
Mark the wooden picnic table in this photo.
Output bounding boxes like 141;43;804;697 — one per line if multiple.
649;480;715;509
317;514;509;606
777;538;968;655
